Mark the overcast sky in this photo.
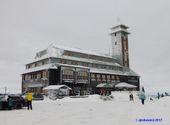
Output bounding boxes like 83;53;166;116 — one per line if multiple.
0;0;170;93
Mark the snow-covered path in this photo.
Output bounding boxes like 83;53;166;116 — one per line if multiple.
0;94;170;125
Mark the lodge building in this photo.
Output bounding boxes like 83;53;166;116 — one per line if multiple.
21;24;140;93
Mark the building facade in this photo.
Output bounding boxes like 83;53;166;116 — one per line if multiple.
22;24;140;94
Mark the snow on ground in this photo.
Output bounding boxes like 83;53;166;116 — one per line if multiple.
0;92;170;125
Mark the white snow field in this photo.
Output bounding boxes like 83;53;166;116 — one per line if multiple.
0;92;170;125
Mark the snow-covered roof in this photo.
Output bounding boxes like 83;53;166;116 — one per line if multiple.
115;82;137;88
90;68;123;75
33;44;115;62
96;83;114;88
111;24;129;29
124;68;139;76
90;68;139;76
23;63;90;74
43;85;72;90
26;83;44;88
56;63;89;69
53;44;113;58
61;55;121;67
110;24;130;34
22;64;57;74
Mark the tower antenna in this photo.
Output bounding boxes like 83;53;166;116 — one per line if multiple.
116;17;121;25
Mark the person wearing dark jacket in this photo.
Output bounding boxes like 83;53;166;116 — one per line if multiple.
157;92;160;99
7;97;13;110
129;93;134;101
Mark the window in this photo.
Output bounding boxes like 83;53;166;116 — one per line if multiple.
91;74;95;78
82;63;88;67
30;63;35;68
71;61;77;65
42;71;48;78
97;74;101;81
111;75;115;80
96;74;100;78
102;75;105;79
26;65;30;69
92;64;97;68
77;71;88;80
115;42;117;45
116;76;120;81
33;74;37;79
107;75;110;80
43;59;48;64
36;61;43;66
25;74;31;80
60;59;66;64
62;69;74;75
37;73;41;79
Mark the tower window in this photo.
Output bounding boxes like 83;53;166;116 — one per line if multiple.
115;42;117;45
115;33;117;36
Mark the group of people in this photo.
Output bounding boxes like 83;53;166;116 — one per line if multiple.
129;92;146;104
100;89;111;96
129;91;146;105
129;91;170;105
157;92;169;99
25;89;169;109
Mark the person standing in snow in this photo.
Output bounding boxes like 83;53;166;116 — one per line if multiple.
7;96;13;110
161;93;164;97
129;93;133;101
139;91;146;105
100;89;103;95
142;87;145;92
157;92;160;99
26;90;33;110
